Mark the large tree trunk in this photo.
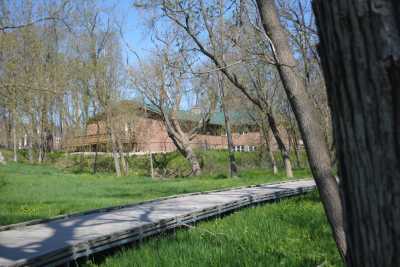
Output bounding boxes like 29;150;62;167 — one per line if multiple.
256;0;347;258
313;1;400;266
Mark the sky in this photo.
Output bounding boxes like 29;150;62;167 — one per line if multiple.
106;0;153;65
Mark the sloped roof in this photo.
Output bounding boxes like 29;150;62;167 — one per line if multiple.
88;100;255;126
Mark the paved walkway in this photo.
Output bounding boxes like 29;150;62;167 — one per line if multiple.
0;179;315;267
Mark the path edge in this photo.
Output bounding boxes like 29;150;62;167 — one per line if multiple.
0;178;313;232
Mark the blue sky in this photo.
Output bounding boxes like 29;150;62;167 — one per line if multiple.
106;0;153;64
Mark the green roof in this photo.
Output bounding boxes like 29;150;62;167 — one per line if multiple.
142;103;254;126
88;100;255;126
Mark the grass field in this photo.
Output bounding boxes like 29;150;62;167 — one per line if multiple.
0;152;341;266
0;148;309;178
0;162;309;226
85;191;342;267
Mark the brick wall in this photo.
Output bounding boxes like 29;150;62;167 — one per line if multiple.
65;116;288;152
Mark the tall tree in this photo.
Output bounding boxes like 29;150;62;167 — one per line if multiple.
217;0;238;177
141;0;295;178
256;0;346;257
313;0;400;266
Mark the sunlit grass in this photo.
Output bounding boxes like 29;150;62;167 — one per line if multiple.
0;162;309;225
85;191;342;267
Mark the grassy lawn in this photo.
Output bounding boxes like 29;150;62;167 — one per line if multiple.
0;162;309;226
85;191;342;267
0;155;342;266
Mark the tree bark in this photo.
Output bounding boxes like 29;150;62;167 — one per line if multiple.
219;76;238;177
254;110;279;175
218;0;237;177
110;128;121;177
313;1;400;266
117;138;128;175
12;110;17;162
6;111;12;149
168;131;202;177
183;143;201;176
149;151;154;178
262;121;278;175
27;133;33;163
256;0;347;258
266;110;293;177
287;126;302;169
107;112;121;177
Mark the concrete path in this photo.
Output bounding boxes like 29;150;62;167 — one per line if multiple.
0;179;315;267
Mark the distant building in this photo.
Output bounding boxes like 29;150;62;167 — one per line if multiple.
63;100;285;153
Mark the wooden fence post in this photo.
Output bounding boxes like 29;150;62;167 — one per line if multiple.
149;151;154;178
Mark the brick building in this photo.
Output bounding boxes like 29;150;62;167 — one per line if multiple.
63;100;279;153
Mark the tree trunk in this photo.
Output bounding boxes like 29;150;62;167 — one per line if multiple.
287;127;302;169
266;110;293;178
256;0;347;258
110;128;121;177
5;111;12;149
218;0;237;177
92;120;100;174
269;147;278;175
168;130;202;177
313;1;400;266
219;75;238;177
0;151;5;165
29;113;37;163
12;110;17;162
149;152;154;178
162;106;204;177
117;138;128;176
183;143;201;176
260;113;278;175
292;132;302;169
107;113;121;177
27;133;33;163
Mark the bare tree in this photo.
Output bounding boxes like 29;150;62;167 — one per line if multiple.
256;0;346;257
217;0;237;177
131;50;211;176
138;0;295;178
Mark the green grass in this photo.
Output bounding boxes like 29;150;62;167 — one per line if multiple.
85;191;342;267
0;162;309;226
1;148;309;178
0;153;341;266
